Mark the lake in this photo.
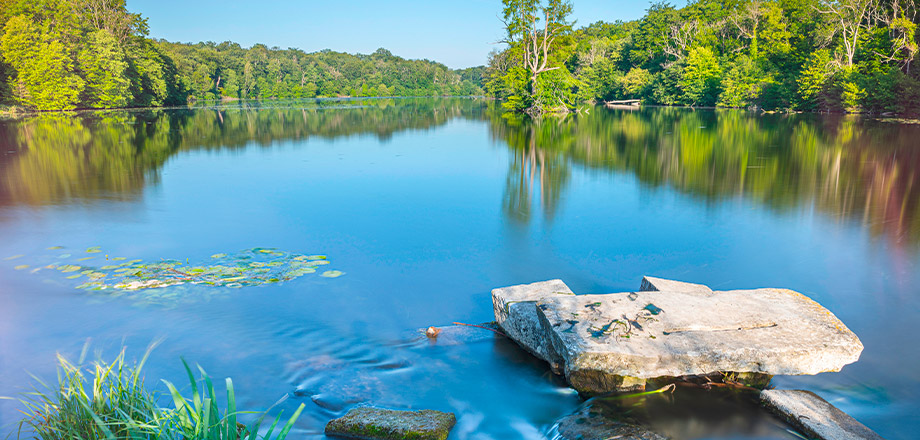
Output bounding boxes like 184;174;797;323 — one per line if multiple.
0;98;918;439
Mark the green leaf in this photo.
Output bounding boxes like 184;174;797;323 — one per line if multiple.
321;270;344;278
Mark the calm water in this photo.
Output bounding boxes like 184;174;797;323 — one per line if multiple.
0;98;918;439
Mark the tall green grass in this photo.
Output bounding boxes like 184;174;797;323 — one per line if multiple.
5;345;304;440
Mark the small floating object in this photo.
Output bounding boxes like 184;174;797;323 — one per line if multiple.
425;326;441;338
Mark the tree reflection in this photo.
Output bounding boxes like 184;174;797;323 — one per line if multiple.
489;107;920;246
0;99;917;245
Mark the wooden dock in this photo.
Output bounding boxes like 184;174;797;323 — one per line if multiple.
604;99;641;107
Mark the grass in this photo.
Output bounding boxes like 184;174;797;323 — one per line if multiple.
4;344;304;440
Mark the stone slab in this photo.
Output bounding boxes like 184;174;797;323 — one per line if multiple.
640;276;712;294
325;407;456;440
761;390;884;440
537;288;863;394
492;279;574;370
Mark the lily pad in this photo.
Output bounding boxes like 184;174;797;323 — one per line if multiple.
14;264;29;270
13;246;345;298
5;254;24;260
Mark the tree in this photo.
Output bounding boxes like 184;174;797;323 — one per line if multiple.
680;45;722;105
0;15;84;110
797;49;835;109
501;0;575;113
77;0;148;44
817;0;878;67
79;29;131;108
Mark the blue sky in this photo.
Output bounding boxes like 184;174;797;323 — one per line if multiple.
127;0;659;68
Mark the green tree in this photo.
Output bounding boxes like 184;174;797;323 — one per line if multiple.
680;45;721;105
797;49;834;110
79;29;131;108
0;15;84;110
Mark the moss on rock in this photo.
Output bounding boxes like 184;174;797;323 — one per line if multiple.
325;407;456;440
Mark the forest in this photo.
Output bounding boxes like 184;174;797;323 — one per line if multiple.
0;0;485;111
487;0;920;115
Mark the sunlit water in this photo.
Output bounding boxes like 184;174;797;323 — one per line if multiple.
0;98;918;439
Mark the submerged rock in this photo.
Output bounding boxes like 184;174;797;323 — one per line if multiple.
492;279;574;372
325;407;456;440
550;404;668;440
761;390;884;440
537;287;863;394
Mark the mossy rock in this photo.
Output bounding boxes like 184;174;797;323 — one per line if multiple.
325;407;456;440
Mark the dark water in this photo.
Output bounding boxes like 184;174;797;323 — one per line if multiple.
0;98;918;439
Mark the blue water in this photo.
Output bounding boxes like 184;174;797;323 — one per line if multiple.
0;99;917;439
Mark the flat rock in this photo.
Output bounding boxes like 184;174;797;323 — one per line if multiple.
492;279;574;371
537;288;863;394
552;405;668;440
639;276;712;294
761;390;884;440
325;407;456;440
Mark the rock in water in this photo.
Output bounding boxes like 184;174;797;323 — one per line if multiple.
492;279;574;372
761;390;884;440
551;405;668;440
537;288;863;394
325;407;456;440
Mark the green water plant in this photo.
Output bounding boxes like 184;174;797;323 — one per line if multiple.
4;247;344;295
6;345;304;440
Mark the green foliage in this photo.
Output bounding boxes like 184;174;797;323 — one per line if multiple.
79;30;131;108
680;46;722;106
797;49;835;111
488;0;920;115
0;0;483;110
9;345;305;440
719;56;768;108
0;15;85;110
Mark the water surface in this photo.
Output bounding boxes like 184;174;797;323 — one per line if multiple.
1;98;918;439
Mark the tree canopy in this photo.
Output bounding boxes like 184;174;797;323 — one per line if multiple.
486;0;920;114
0;0;486;111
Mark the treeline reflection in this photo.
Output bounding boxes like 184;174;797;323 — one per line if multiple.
492;107;920;246
0;98;483;206
0;99;917;245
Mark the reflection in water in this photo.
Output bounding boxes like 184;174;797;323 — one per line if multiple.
489;108;920;246
1;98;918;439
0;98;485;206
2;100;918;246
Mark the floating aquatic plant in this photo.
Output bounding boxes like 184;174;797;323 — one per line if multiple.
5;247;345;294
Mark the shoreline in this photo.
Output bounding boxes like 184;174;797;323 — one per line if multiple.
0;95;492;120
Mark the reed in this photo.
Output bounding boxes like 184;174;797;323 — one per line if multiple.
7;345;303;440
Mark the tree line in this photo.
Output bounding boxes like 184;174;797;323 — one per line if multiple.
487;0;920;115
0;0;486;111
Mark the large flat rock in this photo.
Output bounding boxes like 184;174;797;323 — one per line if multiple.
492;279;574;371
761;390;884;440
537;288;863;394
325;407;456;440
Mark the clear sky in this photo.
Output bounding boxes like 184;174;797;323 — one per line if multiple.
126;0;659;69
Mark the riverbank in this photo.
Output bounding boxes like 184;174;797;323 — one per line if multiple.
0;96;491;120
